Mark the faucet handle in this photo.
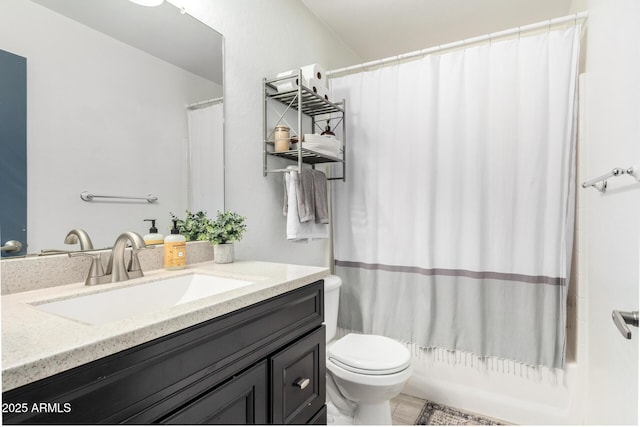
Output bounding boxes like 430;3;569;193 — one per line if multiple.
69;252;109;286
127;245;153;280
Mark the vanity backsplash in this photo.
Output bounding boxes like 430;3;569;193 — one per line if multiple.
1;242;214;295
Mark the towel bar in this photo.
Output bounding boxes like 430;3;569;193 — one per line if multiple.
80;191;158;203
581;166;638;193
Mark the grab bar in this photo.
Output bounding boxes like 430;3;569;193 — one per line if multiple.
80;191;158;203
581;166;639;193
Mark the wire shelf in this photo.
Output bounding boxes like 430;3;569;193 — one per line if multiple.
265;82;345;117
263;72;346;182
266;146;343;165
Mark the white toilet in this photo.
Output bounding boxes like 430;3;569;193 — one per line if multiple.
324;275;412;425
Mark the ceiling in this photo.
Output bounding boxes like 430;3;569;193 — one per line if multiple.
32;0;223;84
301;0;574;63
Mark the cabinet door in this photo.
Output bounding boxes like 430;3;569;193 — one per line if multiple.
271;326;326;424
308;406;328;425
160;362;268;425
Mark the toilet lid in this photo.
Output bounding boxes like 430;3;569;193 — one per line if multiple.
328;334;411;375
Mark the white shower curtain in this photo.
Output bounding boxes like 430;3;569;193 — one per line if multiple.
330;26;580;369
187;102;224;215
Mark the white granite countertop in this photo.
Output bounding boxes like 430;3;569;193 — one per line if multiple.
1;260;328;391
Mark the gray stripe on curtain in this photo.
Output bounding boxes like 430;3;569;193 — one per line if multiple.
335;264;567;369
335;259;566;287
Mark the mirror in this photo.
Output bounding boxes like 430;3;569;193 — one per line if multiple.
0;0;224;256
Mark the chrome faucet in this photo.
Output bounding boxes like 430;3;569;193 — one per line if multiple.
105;232;148;283
73;231;148;286
64;228;94;251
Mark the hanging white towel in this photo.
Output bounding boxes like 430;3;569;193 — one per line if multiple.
284;171;328;242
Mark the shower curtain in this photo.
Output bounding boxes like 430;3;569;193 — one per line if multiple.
330;26;580;370
187;102;224;214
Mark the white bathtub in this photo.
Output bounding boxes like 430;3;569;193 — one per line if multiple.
403;354;584;425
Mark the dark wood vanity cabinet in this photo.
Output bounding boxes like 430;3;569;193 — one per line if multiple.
2;281;326;425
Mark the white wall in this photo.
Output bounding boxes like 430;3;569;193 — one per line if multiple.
0;0;222;252
571;0;640;424
167;0;360;267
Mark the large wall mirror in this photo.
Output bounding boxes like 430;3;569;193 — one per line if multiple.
0;0;224;256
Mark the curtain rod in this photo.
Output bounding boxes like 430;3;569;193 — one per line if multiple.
327;11;588;77
187;96;223;110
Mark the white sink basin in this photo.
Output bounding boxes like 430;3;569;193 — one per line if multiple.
33;273;254;325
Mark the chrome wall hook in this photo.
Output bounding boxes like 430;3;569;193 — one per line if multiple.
581;166;638;192
591;180;608;193
612;310;639;339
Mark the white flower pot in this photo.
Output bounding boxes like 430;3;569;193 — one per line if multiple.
213;243;234;264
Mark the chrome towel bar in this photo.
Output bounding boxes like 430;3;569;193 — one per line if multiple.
80;191;158;203
581;166;638;193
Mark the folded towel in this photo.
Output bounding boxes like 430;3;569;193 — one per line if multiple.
284;171;328;242
302;143;342;159
304;133;341;146
302;134;343;159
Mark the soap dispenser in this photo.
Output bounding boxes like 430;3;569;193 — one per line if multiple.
164;219;186;270
143;219;164;245
321;120;335;136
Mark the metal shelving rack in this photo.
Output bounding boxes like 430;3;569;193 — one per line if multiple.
263;70;346;181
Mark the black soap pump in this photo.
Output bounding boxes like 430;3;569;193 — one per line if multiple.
143;219;164;245
321;120;335;136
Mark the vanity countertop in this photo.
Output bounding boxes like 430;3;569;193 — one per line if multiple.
1;260;328;392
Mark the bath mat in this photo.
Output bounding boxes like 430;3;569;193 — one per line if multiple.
415;401;504;425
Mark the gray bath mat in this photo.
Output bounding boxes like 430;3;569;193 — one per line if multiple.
415;401;505;425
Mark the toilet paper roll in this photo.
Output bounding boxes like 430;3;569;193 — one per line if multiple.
275;65;328;92
274;78;300;92
274;69;300;93
306;77;327;95
316;85;330;102
277;69;297;79
300;63;326;85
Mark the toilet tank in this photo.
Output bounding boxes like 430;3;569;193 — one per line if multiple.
324;275;342;342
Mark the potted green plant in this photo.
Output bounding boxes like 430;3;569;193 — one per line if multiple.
208;210;247;263
172;210;215;242
172;210;246;263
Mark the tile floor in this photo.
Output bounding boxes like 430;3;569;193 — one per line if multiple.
390;393;427;425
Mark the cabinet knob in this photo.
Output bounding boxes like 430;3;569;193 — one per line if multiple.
293;377;310;390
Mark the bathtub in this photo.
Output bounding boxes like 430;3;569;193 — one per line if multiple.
403;354;584;425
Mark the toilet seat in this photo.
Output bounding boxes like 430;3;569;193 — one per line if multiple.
327;333;411;375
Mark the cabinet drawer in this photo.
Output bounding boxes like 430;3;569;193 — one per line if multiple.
160;362;268;425
271;326;326;424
